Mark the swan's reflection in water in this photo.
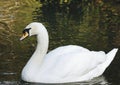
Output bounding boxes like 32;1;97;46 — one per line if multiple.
0;76;109;85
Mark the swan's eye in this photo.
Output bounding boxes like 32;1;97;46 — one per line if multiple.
23;28;31;34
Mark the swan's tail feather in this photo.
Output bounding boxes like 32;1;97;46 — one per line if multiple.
105;48;118;68
91;48;118;78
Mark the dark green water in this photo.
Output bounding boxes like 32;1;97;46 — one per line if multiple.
0;0;120;85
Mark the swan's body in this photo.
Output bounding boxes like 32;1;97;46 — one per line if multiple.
20;22;118;83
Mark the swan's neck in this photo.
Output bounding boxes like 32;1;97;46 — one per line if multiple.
25;31;49;70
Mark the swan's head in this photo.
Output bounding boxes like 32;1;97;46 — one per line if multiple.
20;22;45;40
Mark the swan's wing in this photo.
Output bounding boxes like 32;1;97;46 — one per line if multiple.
42;45;90;67
49;51;106;76
39;46;106;80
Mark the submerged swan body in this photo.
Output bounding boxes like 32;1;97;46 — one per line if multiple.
20;22;118;83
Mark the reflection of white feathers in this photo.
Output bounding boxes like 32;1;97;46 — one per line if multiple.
21;22;118;83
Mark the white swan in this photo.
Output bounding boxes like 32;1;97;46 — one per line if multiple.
20;22;118;83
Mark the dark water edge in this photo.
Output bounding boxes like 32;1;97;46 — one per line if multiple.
0;76;109;85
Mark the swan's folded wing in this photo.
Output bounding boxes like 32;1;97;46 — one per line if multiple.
39;50;106;80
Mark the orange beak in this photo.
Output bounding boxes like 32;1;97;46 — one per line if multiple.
20;32;29;41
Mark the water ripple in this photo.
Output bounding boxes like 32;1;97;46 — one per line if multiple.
0;72;16;75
